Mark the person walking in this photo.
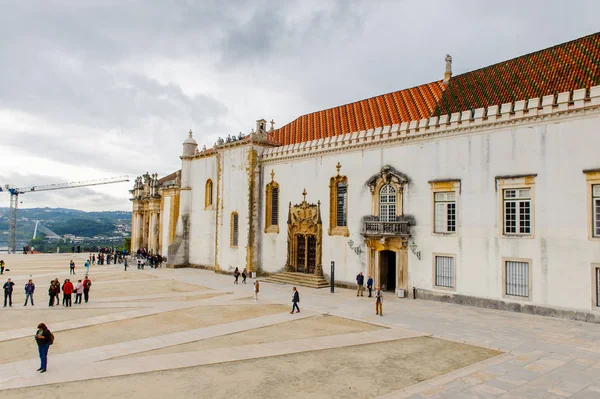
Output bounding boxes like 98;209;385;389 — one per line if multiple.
123;258;128;271
63;279;74;307
83;276;92;303
242;268;247;284
35;323;52;373
253;280;260;302
3;278;15;307
24;279;35;306
356;272;365;297
291;286;300;314
367;275;374;297
233;267;240;284
375;286;383;316
48;280;57;307
61;279;68;306
69;260;76;275
84;260;90;275
74;280;83;304
0;259;5;275
92;254;96;265
53;279;61;306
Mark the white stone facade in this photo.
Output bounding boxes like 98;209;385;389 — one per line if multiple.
163;89;600;318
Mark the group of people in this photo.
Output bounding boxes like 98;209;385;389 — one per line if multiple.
135;253;163;269
356;272;384;316
2;276;92;307
233;267;248;284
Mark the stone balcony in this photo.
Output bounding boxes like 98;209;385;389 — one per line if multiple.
360;215;414;239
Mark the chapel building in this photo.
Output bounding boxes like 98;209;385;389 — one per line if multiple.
131;33;600;321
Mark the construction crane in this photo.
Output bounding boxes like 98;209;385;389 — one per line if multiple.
1;176;130;253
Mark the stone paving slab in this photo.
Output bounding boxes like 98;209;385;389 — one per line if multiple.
0;291;245;342
0;327;425;390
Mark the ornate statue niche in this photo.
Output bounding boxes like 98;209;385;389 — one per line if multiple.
285;189;323;276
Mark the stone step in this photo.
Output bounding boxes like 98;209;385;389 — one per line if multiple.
262;272;330;289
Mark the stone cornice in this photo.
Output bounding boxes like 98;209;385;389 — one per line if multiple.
261;86;600;164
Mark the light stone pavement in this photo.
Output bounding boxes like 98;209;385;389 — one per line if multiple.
1;254;600;398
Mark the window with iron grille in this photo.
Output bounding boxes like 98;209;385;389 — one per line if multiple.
503;188;531;235
434;192;456;233
379;184;397;222
505;260;529;297
596;267;600;307
435;256;454;288
336;182;347;227
271;187;279;226
594;185;600;237
231;213;239;247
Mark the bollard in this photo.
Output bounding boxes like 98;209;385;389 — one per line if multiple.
330;261;335;293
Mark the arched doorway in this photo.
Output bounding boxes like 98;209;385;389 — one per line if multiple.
379;250;396;291
285;190;323;276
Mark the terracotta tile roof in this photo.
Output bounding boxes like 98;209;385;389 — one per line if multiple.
269;32;600;146
269;81;446;145
435;32;600;115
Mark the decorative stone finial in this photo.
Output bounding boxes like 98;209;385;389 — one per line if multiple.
336;162;342;175
189;129;193;137
270;169;275;182
443;54;452;84
302;188;307;201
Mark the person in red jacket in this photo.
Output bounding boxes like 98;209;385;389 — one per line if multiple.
62;279;74;307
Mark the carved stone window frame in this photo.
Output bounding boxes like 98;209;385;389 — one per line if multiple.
366;166;409;217
265;171;280;234
429;180;460;236
496;175;536;239
329;162;349;237
205;179;213;210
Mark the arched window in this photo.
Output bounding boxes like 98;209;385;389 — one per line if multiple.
205;179;213;208
265;172;279;233
379;184;397;222
329;162;349;236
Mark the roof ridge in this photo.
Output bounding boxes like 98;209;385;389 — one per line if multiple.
452;31;600;79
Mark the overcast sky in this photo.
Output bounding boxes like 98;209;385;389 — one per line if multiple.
0;0;598;212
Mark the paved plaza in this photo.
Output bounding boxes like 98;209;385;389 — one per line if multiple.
0;255;600;398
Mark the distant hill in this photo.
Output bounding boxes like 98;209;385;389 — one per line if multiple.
0;208;131;244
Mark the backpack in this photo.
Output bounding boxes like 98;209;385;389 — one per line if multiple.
49;331;55;345
84;280;92;288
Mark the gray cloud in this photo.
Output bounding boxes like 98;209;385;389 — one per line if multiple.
0;0;599;211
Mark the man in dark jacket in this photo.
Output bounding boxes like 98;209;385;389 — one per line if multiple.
290;287;300;314
24;279;35;306
48;280;58;307
3;278;15;307
356;272;365;297
367;275;374;297
83;277;92;303
35;323;52;372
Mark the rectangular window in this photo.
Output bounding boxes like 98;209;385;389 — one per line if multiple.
231;213;239;247
594;185;600;237
336;182;348;227
271;187;279;226
503;188;531;235
434;192;456;233
505;260;529;297
596;267;600;307
435;256;454;288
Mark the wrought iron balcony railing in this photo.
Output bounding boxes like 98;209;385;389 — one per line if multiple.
360;215;413;238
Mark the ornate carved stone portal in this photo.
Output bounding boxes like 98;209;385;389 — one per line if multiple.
285;189;323;276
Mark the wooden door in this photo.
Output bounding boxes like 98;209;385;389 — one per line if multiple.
296;235;306;273
307;235;316;274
